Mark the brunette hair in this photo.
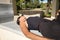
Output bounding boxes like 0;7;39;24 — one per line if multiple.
17;16;20;25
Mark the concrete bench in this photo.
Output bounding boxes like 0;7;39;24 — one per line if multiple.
20;10;44;18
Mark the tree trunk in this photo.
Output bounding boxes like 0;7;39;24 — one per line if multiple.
45;0;51;16
12;0;18;15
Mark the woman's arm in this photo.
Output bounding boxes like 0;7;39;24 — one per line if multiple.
19;16;54;40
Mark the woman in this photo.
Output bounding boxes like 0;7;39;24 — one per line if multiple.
17;10;60;40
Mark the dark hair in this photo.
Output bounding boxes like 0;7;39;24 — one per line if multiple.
17;16;20;25
16;14;24;25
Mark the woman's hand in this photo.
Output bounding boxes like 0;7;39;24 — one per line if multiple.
19;16;27;22
19;16;28;27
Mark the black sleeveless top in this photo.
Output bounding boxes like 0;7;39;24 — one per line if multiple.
27;16;60;40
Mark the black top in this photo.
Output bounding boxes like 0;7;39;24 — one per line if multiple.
27;17;60;40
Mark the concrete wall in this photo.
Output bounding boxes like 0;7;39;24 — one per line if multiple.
0;4;14;23
0;0;10;4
